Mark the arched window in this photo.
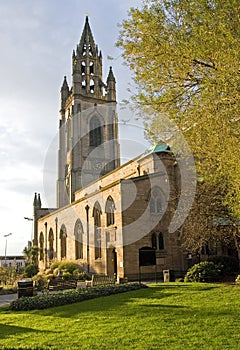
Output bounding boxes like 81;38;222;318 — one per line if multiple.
159;232;164;250
149;187;163;214
39;232;44;261
105;196;115;226
93;202;102;259
150;199;155;213
81;61;86;75
151;233;157;250
60;225;67;259
89;116;102;147
90;61;94;75
48;229;54;260
74;219;83;259
156;198;162;213
90;79;95;93
82;42;87;56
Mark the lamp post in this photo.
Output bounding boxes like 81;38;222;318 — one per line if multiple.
4;233;13;264
24;217;33;221
24;216;33;243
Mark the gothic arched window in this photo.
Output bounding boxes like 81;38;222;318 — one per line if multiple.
93;202;102;259
60;225;67;259
90;61;94;75
159;232;165;250
105;196;115;226
90;79;95;94
82;42;87;56
82;79;86;87
81;61;86;75
149;187;163;214
74;219;84;259
89;116;102;147
39;232;44;261
151;233;157;250
48;229;54;261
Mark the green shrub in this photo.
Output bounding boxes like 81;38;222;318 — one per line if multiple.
62;272;72;280
58;262;79;274
50;261;61;270
72;270;91;280
49;261;87;277
24;264;39;278
9;283;147;311
184;261;222;282
207;255;239;275
32;274;48;291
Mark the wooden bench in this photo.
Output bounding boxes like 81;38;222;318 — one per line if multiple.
47;278;77;291
85;274;116;288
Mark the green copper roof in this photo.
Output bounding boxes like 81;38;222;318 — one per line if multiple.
147;143;172;154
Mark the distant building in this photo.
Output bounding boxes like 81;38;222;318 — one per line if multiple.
0;256;26;270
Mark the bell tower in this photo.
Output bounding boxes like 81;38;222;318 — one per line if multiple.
57;17;120;207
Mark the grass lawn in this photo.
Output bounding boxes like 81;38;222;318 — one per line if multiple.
0;283;239;349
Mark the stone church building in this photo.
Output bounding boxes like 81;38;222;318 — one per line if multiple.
33;17;189;280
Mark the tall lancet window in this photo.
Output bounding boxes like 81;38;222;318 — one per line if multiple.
105;196;115;226
60;225;67;259
48;229;54;260
93;202;102;259
149;187;163;214
39;232;44;261
90;61;94;75
89;116;102;147
74;219;83;259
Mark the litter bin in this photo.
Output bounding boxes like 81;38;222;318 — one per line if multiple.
163;269;170;283
117;277;128;284
17;280;34;298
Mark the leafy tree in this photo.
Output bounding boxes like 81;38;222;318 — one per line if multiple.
24;264;39;278
117;0;240;252
23;246;31;264
180;181;240;263
23;246;39;266
0;265;20;286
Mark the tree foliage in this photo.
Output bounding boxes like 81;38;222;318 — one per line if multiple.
117;0;240;221
23;245;39;266
178;179;240;263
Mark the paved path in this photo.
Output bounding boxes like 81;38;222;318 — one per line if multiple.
0;293;18;307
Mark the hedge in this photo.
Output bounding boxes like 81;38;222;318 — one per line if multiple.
10;283;147;311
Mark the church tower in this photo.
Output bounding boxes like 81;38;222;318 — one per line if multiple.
57;17;120;207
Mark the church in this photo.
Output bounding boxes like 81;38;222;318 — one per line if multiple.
33;17;188;281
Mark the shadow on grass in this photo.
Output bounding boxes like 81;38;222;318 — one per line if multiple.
0;323;56;339
141;304;186;309
0;306;12;314
32;284;189;318
153;283;219;290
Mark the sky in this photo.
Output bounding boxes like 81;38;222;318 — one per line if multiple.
0;0;151;256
